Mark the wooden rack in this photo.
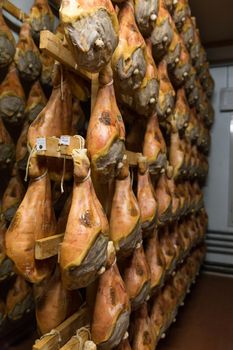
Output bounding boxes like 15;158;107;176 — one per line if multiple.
33;306;90;350
2;0;28;21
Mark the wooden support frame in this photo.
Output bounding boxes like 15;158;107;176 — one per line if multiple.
33;306;90;350
40;31;97;81
2;0;28;21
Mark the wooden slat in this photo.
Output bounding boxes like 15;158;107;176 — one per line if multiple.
36;136;85;159
60;328;96;350
2;0;28;21
35;234;64;260
33;307;90;350
40;31;97;81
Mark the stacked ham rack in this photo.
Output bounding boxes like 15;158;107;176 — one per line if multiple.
0;1;214;350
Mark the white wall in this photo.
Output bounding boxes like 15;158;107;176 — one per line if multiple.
204;66;233;234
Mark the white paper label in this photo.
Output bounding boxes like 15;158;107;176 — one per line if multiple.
36;137;46;151
60;135;71;146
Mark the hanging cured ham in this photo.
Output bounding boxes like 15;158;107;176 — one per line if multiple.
28;63;73;147
144;231;165;293
0;9;16;68
169;40;191;88
130;303;155;350
34;267;82;334
0;117;15;169
109;156;141;258
137;156;158;236
155;173;173;225
6;275;34;320
25;81;47;123
29;0;54;42
91;249;130;349
28;63;73;181
60;149;109;290
172;0;191;31
134;0;159;38
112;1;146;92
86;66;125;181
150;0;173;62
0;216;14;282
156;60;175;120
150;291;166;339
59;0;119;73
117;40;159;118
171;88;190;133
169;131;185;180
5;151;57;283
165;19;182;69
0;64;25;125
2;164;25;225
142;113;167;175
123;244;151;310
14;22;42;81
16;121;29;172
40;51;54;88
181;16;195;50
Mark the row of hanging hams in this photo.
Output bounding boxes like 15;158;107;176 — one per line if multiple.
0;0;213;347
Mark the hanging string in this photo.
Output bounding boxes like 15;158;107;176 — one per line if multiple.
74;327;92;349
60;65;64;100
60;155;66;193
24;146;36;182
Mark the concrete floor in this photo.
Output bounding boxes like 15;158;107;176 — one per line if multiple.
2;273;233;350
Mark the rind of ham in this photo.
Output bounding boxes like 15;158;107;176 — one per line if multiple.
130;303;156;350
60;0;119;73
60;150;109;289
40;51;54;87
143;113;167;175
5;152;57;283
112;1;146;92
14;22;42;81
135;0;159;38
144;230;166;293
155;173;173;225
117;40;159;118
2;165;25;225
0;65;25;125
114;338;132;350
16;121;29;172
0;117;15;169
91;261;130;349
86;66;125;181
25;81;47;123
156;60;175;120
29;0;54;42
123;245;151;310
172;0;191;32
137;157;158;235
6;275;34;320
171;88;190;133
109;157;141;258
0;9;16;67
150;0;173;62
34;267;82;334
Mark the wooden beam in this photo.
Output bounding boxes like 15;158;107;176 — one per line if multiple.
2;0;28;21
40;31;97;81
33;306;90;350
35;233;64;260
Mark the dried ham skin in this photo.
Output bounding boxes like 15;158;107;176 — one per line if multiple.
0;10;16;68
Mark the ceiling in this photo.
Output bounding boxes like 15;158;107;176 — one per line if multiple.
189;0;233;64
